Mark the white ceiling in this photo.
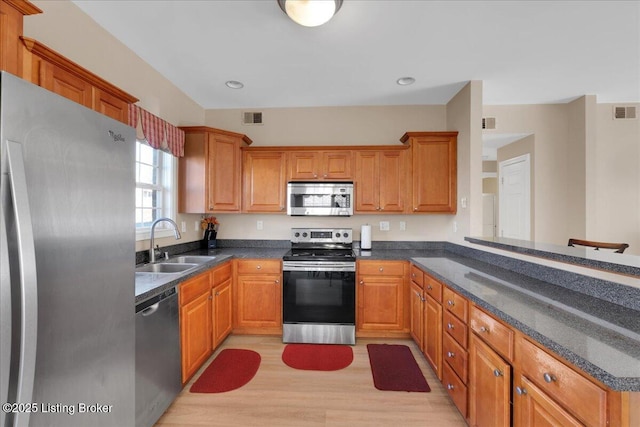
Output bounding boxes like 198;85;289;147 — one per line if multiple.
72;1;640;110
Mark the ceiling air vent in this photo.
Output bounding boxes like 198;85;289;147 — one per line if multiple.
482;117;496;130
242;111;263;125
613;106;637;120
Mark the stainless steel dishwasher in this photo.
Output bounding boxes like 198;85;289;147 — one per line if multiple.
135;286;181;427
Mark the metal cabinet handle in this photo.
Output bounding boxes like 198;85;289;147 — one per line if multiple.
379;267;383;272
411;273;416;279
208;295;213;300
447;384;454;390
275;279;280;285
447;323;454;330
359;280;364;285
447;351;455;358
447;300;454;306
215;291;220;296
256;265;262;269
543;373;557;383
413;207;418;211
427;285;433;290
515;386;527;396
493;369;503;377
479;326;488;333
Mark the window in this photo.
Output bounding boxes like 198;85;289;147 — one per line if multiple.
135;140;175;239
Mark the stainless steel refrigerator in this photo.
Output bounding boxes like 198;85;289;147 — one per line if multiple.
0;72;135;426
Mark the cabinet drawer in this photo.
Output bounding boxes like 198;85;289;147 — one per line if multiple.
358;260;405;276
410;265;424;288
443;287;468;322
442;360;468;419
424;275;442;303
517;337;606;427
443;332;468;384
236;259;281;275
180;271;211;306
443;310;468;349
212;261;232;284
470;306;514;362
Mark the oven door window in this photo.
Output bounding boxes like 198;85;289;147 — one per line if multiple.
283;271;355;324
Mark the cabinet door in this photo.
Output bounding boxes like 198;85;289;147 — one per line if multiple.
378;150;408;212
243;151;287;212
209;133;242;212
321;151;352;179
411;134;457;213
469;335;511;427
235;274;282;329
354;151;379;212
288;151;319;180
180;291;212;383
515;376;583;427
409;281;423;347
39;61;93;108
93;88;129;124
212;278;232;348
424;294;443;380
357;276;404;331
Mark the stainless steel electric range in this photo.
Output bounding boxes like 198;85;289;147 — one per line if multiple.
282;228;356;345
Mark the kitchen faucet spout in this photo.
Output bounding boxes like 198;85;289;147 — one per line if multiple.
149;218;181;263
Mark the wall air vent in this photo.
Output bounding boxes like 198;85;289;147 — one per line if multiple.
613;106;637;120
242;111;263;125
482;117;496;130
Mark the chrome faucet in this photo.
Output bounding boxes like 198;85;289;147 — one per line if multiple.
149;218;181;263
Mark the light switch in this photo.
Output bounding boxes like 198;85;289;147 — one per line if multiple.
461;197;468;209
379;221;390;231
399;221;406;231
257;220;264;230
181;221;186;232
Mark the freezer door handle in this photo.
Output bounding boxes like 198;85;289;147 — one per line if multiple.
6;140;38;427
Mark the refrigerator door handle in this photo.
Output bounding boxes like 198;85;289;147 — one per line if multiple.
0;199;11;427
6;140;38;427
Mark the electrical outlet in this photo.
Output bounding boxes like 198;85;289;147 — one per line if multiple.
461;197;467;209
399;221;406;231
379;221;390;231
257;220;264;230
181;221;186;233
453;221;458;233
194;221;200;232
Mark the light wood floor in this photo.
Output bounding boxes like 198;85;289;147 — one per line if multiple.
156;335;467;427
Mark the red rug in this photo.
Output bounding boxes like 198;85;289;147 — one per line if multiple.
190;349;261;393
282;344;353;371
366;344;430;392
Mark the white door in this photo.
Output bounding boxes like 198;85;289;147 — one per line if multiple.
482;194;496;237
498;154;531;239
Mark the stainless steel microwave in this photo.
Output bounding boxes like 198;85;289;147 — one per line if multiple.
287;182;354;216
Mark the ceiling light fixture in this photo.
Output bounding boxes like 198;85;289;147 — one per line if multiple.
277;0;343;27
396;77;416;86
225;80;244;89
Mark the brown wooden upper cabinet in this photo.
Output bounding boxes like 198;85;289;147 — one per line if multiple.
20;37;138;124
242;148;287;213
0;0;41;77
401;132;457;213
288;149;352;181
178;126;252;213
354;148;409;213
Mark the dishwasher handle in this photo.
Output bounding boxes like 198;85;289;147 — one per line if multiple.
141;303;160;317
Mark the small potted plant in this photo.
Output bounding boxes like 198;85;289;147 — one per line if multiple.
201;216;219;249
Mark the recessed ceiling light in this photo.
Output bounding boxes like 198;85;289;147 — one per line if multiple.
225;80;244;89
396;77;416;86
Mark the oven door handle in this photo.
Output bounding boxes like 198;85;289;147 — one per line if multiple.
283;262;356;272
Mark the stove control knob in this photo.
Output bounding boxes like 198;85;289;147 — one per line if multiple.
302;232;308;238
335;233;341;238
343;232;349;238
294;232;300;238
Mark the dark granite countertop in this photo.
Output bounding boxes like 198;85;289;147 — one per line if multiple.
411;256;640;391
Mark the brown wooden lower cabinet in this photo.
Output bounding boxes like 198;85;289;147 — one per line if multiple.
515;375;583;427
469;335;511;427
424;293;442;380
211;263;233;348
179;271;213;384
409;280;424;347
234;259;282;334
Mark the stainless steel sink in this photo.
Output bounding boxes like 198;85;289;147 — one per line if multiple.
164;255;216;264
136;263;198;273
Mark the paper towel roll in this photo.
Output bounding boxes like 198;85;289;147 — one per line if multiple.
361;224;372;250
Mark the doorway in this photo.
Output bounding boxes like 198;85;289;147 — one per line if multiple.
498;154;531;239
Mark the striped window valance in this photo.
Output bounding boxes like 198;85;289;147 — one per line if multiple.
128;104;185;157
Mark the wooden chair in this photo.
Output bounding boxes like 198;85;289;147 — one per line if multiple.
567;238;629;254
